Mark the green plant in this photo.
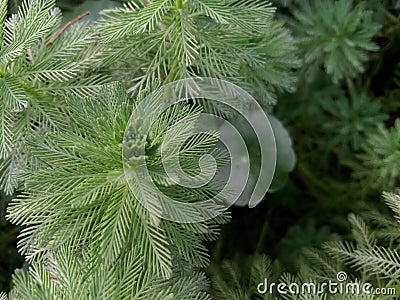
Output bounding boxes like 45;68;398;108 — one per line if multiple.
317;192;400;295
7;83;229;279
209;254;277;300
0;0;106;194
321;93;388;153
5;246;212;299
96;0;299;105
292;0;380;82
209;191;400;299
0;0;300;298
2;0;400;298
351;119;400;191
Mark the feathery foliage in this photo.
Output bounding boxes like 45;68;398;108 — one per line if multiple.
2;0;399;299
209;254;275;300
6;83;229;280
96;0;299;105
351;120;400;190
316;192;400;294
292;0;380;82
321;93;387;152
0;0;107;194
5;246;212;299
209;190;400;299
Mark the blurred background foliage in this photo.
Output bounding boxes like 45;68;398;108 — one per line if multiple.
0;192;22;292
208;0;400;278
2;0;400;296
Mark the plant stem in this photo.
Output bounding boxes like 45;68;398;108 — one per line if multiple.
380;6;400;25
255;207;271;254
48;11;90;46
211;235;223;264
176;0;183;9
346;76;355;99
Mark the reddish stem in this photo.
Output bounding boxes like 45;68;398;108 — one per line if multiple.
48;11;91;46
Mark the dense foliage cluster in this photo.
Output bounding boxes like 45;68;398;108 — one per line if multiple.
1;0;400;299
